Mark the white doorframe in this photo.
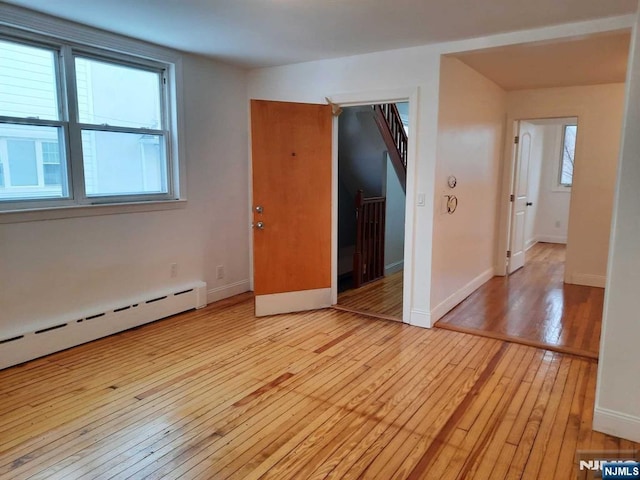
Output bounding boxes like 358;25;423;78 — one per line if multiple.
496;115;579;277
328;87;419;324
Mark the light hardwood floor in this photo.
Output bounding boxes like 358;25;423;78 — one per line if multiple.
437;243;602;359
336;271;403;321
0;293;635;479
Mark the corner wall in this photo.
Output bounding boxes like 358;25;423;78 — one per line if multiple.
594;13;640;444
430;57;507;320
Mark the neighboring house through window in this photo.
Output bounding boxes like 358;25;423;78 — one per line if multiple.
0;34;178;211
559;124;577;188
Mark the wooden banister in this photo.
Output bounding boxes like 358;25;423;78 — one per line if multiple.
372;103;407;193
353;189;386;289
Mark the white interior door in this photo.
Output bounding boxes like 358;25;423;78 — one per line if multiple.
509;123;533;274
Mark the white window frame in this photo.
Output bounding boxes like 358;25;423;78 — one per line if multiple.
557;123;577;190
0;17;184;220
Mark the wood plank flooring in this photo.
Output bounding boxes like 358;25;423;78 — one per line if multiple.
0;293;634;479
337;271;403;320
437;243;603;359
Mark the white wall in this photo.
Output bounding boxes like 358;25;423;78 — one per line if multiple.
504;84;626;287
0;52;251;339
534;123;573;244
430;56;506;320
594;12;640;444
384;154;405;275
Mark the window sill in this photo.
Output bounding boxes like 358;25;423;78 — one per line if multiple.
0;199;187;224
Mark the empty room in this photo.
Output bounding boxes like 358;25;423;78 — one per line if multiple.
1;1;639;479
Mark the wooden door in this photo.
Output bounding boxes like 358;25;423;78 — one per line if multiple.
509;123;533;274
251;100;333;316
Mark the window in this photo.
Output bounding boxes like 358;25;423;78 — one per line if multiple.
559;124;577;187
42;141;61;186
0;34;176;211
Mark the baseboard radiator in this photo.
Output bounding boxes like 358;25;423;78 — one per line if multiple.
0;281;207;370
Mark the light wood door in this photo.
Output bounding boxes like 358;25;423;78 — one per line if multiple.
251;100;333;316
509;123;533;274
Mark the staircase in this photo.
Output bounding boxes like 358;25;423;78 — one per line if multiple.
372;103;407;192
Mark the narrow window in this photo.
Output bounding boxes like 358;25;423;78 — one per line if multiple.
42;141;61;186
559;124;577;187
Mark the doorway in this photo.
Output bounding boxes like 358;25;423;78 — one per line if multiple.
334;102;408;321
508;117;577;274
437;115;606;358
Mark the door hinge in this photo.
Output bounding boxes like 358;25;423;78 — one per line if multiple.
514;135;519;144
510;194;514;202
506;250;512;258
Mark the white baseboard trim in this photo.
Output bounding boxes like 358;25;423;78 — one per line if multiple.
385;260;404;276
255;288;331;316
410;309;432;329
0;281;207;370
207;280;251;304
430;267;495;323
570;273;606;288
536;234;567;244
525;239;538;251
593;407;640;443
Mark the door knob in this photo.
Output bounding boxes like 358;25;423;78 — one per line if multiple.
252;221;265;230
526;202;533;206
255;205;263;214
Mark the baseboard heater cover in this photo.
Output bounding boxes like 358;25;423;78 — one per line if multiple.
0;281;207;370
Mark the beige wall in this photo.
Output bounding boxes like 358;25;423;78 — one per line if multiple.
430;57;507;319
504;84;626;286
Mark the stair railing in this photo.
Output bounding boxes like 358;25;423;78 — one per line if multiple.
372;103;407;192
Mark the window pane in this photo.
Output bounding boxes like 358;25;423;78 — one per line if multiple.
42;141;60;163
561;125;576;186
41;141;61;186
82;130;167;196
0;123;68;201
0;39;60;121
8;139;38;186
76;57;162;129
44;164;61;186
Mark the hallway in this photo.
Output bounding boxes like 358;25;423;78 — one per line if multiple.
437;243;602;358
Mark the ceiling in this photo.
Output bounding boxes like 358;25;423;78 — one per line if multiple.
2;0;638;68
452;31;631;90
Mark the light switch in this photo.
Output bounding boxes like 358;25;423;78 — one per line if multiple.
417;193;426;207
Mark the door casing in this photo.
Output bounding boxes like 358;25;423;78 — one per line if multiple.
498;115;579;277
248;87;420;323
